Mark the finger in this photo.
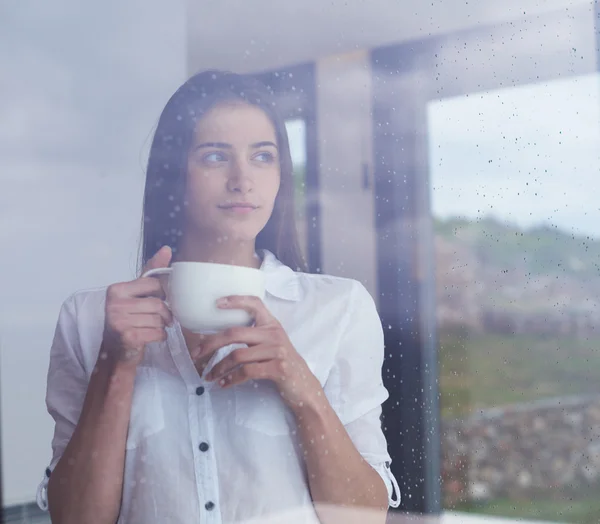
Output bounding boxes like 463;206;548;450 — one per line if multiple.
191;326;265;361
142;245;172;274
107;298;172;333
216;295;273;326
125;313;168;330
141;327;168;345
205;345;277;381
121;327;168;350
217;361;274;388
125;297;173;325
108;278;165;300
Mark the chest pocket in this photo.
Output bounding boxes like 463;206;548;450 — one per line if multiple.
234;379;296;437
126;366;165;450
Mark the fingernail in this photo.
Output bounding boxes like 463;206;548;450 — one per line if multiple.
216;297;229;307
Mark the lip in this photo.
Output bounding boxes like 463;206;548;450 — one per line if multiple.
218;203;258;214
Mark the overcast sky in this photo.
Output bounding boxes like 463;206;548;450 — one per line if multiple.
428;72;600;239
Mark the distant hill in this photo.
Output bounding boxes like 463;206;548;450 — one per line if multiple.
432;216;600;336
433;216;600;280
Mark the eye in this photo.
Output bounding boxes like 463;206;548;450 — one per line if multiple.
202;151;227;163
254;151;276;163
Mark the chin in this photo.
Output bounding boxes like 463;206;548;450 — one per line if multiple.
221;227;261;244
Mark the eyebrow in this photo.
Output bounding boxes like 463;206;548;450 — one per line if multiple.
195;142;231;150
194;141;278;150
251;141;278;149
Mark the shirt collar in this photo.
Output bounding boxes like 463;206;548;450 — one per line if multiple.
260;250;302;302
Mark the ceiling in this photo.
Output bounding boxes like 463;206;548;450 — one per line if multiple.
187;0;594;74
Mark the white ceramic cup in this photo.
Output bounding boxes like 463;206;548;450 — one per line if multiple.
142;262;266;333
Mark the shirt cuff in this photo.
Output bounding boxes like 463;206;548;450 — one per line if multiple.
372;461;401;508
36;465;53;511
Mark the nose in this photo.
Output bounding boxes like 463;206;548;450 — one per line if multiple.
226;159;253;194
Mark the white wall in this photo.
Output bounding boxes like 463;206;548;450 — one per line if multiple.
0;1;186;505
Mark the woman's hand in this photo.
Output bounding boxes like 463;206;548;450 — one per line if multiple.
103;246;173;366
192;295;322;409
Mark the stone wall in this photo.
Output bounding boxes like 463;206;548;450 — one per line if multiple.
441;395;600;505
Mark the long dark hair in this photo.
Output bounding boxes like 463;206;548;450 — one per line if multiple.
139;70;307;273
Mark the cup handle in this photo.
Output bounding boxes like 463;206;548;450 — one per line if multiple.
141;267;172;307
142;267;172;278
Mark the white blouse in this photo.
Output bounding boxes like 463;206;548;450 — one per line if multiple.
37;250;400;523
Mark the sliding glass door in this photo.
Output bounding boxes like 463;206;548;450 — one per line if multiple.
373;4;600;521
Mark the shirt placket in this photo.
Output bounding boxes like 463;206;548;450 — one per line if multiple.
189;380;222;523
167;325;223;524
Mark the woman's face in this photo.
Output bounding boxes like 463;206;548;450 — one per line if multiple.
184;101;281;244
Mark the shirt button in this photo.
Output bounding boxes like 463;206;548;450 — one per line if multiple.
205;501;215;511
199;442;210;452
45;468;52;478
195;386;205;396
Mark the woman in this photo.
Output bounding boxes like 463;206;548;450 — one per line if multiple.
37;70;400;523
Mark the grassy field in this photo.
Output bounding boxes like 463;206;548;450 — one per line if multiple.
454;482;600;524
438;329;600;418
439;329;600;523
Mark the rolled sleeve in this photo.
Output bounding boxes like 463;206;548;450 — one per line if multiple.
37;295;89;511
324;281;401;508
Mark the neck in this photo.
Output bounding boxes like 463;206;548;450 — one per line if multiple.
176;232;261;269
